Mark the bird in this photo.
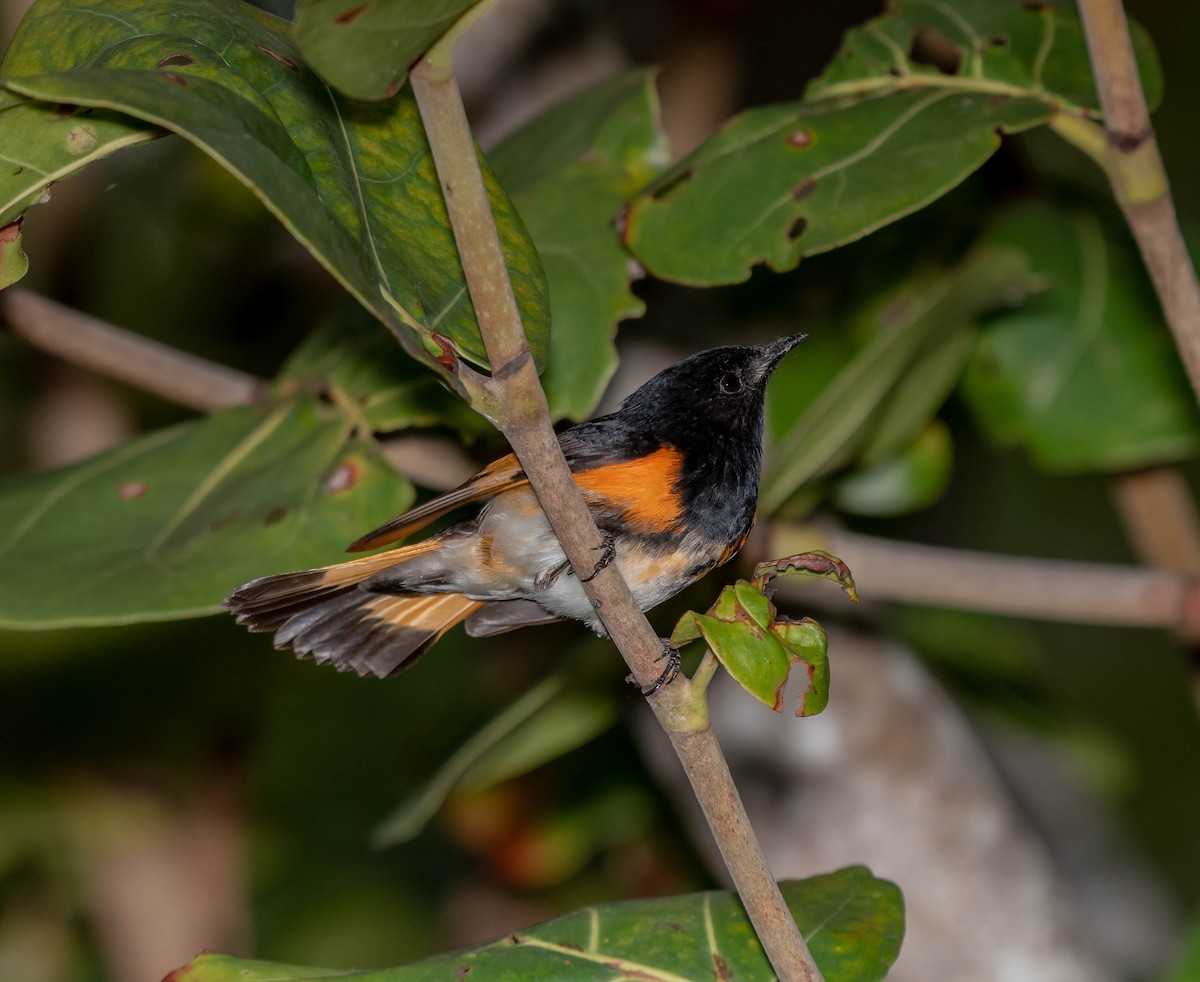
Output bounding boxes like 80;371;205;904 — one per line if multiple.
224;335;803;693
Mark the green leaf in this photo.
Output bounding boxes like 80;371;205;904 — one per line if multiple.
294;0;482;101
806;0;1162;111
490;71;669;420
170;866;904;982
0;81;159;225
0;394;412;628
833;420;953;516
456;692;617;795
372;674;617;846
0;0;549;376
672;582;830;716
623;92;1043;286
622;0;1163;286
281;311;491;439
857;328;975;467
760;247;1038;516
0;218;28;288
962;202;1200;471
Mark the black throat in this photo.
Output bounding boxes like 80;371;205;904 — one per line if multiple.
671;422;764;542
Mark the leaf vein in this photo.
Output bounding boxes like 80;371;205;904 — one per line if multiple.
143;402;291;557
505;935;695;982
803;880;863;943
1031;6;1056;91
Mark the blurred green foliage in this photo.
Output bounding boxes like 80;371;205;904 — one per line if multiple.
0;0;1199;979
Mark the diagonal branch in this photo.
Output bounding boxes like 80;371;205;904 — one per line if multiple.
1;289;263;411
1077;0;1200;404
408;41;823;982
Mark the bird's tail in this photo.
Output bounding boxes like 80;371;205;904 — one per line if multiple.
224;542;483;679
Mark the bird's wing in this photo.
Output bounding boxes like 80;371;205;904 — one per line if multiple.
346;452;528;552
346;419;648;553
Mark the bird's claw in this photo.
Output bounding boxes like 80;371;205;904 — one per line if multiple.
638;640;681;696
579;530;616;583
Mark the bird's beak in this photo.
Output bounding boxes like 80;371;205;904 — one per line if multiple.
755;333;806;380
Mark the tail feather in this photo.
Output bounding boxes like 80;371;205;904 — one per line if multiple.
287;591;483;678
224;541;480;678
226;543;442;631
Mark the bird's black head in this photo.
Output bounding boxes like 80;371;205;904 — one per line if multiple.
618;335;804;450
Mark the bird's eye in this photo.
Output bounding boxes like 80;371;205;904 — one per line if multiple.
719;372;742;395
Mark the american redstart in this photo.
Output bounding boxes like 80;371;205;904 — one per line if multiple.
225;335;803;692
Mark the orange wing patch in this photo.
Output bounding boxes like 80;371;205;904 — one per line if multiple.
348;453;527;552
573;448;685;532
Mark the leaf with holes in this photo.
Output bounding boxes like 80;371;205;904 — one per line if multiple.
0;84;159;224
294;0;484;101
807;0;1162;110
622;0;1162;285
0;0;548;377
672;581;830;716
0;394;412;628
490;70;669;420
962;201;1200;471
168;866;903;982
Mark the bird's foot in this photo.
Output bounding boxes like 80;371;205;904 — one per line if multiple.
579;530;616;583
639;640;681;696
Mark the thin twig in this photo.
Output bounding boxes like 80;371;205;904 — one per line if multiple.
769;524;1200;631
1;289;263;410
2;288;480;491
1077;0;1200;403
409;39;823;982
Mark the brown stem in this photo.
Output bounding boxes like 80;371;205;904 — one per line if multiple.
1077;0;1200;403
1110;468;1200;712
409;51;822;982
1;289;263;411
1111;469;1200;573
769;524;1200;631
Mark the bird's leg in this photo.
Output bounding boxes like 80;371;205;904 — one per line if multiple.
634;639;680;696
534;559;570;591
578;530;616;583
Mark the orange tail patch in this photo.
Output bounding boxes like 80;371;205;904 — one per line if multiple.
225;540;442;632
274;590;483;679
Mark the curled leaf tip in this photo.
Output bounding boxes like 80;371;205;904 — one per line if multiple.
753;550;858;602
